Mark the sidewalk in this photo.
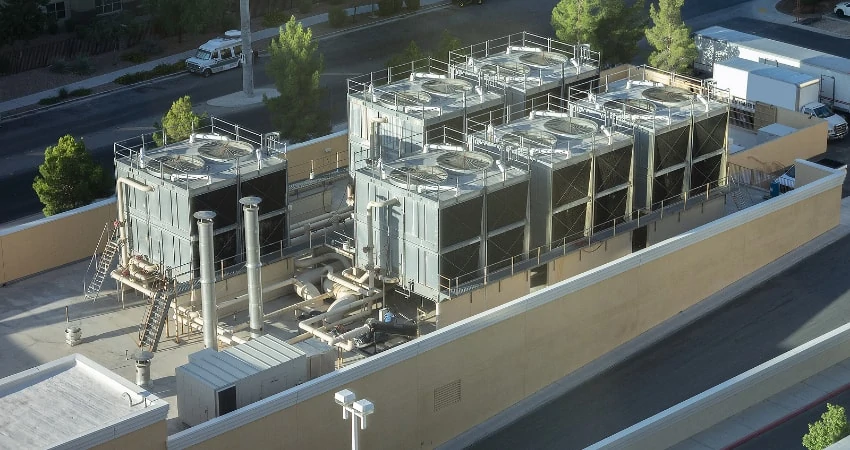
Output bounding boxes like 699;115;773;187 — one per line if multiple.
0;0;449;116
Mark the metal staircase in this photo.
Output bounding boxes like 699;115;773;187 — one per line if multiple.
138;294;171;352
731;185;752;211
84;223;121;301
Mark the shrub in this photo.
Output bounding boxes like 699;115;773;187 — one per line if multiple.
49;59;68;74
114;61;186;85
57;88;69;99
37;88;92;106
328;6;347;28
377;0;403;16
69;55;95;75
406;0;420;10
296;0;312;14
263;10;290;28
121;51;149;63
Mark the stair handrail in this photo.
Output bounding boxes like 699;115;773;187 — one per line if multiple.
84;222;112;296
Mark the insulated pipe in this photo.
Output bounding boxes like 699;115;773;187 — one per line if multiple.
342;267;370;285
326;267;370;296
294;252;351;269
369;117;388;162
240;197;263;339
195;211;218;351
365;198;400;290
110;270;159;298
116;177;153;268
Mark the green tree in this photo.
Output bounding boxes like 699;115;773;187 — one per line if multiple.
386;40;426;68
265;17;330;142
434;30;463;61
33;135;112;216
551;0;645;66
145;0;231;42
153;96;206;146
803;404;850;450
645;0;697;74
0;0;49;45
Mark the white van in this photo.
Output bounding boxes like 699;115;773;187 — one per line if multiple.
186;30;244;77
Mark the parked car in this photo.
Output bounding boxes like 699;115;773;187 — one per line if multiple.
836;2;850;17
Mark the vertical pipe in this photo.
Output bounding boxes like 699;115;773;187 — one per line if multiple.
240;196;263;338
240;0;254;97
195;211;218;351
366;207;374;290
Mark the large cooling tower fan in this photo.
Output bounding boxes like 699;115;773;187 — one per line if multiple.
197;140;254;162
436;150;494;174
603;98;655;116
421;78;474;96
480;61;530;77
519;51;568;68
543;117;597;138
146;155;206;178
642;86;693;105
379;90;431;108
387;165;449;189
502;129;558;149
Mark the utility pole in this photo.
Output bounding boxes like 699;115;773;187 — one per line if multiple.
240;0;254;97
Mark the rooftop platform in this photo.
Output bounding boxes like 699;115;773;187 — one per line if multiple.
0;353;168;449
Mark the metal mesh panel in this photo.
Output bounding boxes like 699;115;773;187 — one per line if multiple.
440;244;481;284
487;227;525;270
693;113;727;158
439;197;483;248
192;185;239;232
258;215;287;247
487;181;528;231
213;229;238;264
551;204;587;244
242;170;288;212
593;190;628;233
551;161;591;208
595;145;632;192
654;126;690;171
652;169;685;206
690;155;723;192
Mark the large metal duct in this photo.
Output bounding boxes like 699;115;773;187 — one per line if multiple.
240;196;263;339
194;210;218;351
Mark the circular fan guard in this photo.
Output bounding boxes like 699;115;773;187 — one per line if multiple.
421;79;474;96
642;86;693;105
436;151;494;174
603;98;655;115
379;90;430;107
480;62;530;77
197;140;254;162
543;117;597;137
519;51;569;68
502;130;558;149
147;155;206;177
387;165;448;188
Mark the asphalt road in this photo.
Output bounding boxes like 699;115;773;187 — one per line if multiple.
470;229;850;449
0;0;559;222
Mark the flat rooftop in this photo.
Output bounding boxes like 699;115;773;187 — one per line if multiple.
0;353;167;449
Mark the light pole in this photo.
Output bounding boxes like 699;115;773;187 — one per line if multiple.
335;389;375;450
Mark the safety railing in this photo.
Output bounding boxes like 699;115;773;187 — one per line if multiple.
438;176;736;296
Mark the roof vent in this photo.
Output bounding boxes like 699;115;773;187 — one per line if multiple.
197;140;254;162
436;151;494;174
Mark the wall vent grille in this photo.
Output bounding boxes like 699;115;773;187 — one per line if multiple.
434;379;462;412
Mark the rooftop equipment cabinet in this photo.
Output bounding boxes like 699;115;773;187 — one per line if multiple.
353;127;531;299
347;57;506;176
448;31;601;123
113;117;289;281
694;25;850;115
469;95;636;249
570;66;731;211
176;335;308;427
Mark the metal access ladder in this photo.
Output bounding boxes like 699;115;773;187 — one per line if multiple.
84;223;121;301
731;184;752;211
138;294;171;352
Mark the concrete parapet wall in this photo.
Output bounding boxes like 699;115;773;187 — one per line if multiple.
729;120;827;173
588;320;850;450
0;198;115;285
166;160;844;450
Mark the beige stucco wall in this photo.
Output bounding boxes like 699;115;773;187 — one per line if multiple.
729;120;827;173
284;132;348;182
647;196;727;246
0;200;115;284
174;178;842;450
91;421;166;450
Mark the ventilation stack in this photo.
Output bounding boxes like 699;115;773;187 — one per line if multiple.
240;196;263;339
195;210;218;351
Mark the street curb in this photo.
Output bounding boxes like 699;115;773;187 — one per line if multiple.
0;2;452;123
0;71;190;123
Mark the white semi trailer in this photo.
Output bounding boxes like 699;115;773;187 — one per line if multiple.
711;57;847;139
694;26;850;119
